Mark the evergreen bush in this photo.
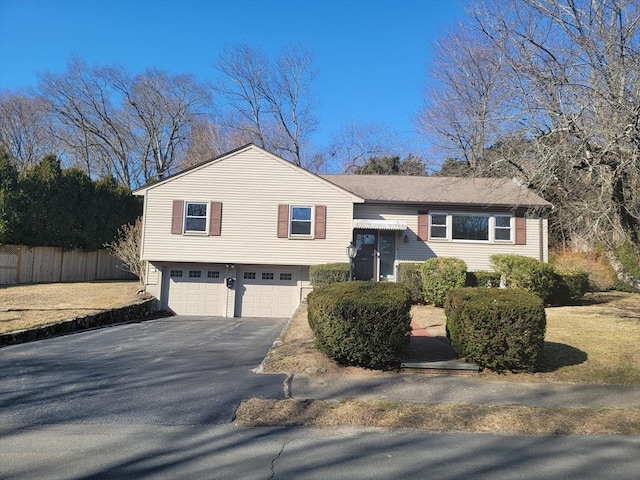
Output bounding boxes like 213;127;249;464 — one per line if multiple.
397;262;425;304
421;257;467;307
549;272;590;305
466;271;501;288
307;281;412;370
445;288;546;372
490;254;556;303
309;263;350;287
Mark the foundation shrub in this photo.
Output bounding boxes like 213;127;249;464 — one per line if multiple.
307;281;412;370
466;271;502;288
491;254;556;303
309;263;350;287
421;257;467;307
397;262;425;304
549;272;590;305
445;288;546;372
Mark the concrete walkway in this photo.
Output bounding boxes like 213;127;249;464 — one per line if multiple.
289;374;640;409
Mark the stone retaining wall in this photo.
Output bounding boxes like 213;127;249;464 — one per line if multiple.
0;299;163;347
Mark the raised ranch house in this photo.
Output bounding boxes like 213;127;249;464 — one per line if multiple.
134;144;552;318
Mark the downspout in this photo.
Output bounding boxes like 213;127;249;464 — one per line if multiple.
539;217;544;262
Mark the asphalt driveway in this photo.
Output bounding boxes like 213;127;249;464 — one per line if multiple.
0;316;288;428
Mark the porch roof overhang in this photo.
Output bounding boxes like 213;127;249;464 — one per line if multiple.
352;219;408;231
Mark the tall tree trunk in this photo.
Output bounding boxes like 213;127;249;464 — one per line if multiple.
604;249;640;292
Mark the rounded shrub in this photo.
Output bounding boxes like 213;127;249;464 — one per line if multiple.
490;254;556;303
397;262;425;304
307;281;412;370
309;263;350;287
421;257;467;307
466;271;501;288
445;288;546;372
549;271;590;305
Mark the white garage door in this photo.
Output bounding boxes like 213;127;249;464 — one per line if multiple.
236;267;300;318
165;266;226;315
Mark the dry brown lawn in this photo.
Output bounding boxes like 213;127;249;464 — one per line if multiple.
484;292;640;384
0;281;148;334
263;291;640;385
248;294;640;435
235;398;640;435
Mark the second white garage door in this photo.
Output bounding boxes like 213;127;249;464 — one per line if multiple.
235;267;300;318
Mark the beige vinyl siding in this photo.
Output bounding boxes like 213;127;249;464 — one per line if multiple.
355;204;547;271
145;262;163;301
140;148;358;266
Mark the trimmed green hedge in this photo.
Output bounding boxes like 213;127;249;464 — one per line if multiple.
397;262;425;304
549;272;590;305
466;271;502;288
491;254;556;303
421;257;467;307
445;288;546;372
307;281;412;370
309;263;350;287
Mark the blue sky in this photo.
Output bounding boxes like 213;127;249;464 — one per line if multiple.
0;0;467;152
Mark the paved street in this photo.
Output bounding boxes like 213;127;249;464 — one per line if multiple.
1;316;639;479
2;424;639;479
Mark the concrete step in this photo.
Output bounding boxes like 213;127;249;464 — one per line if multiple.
400;360;480;375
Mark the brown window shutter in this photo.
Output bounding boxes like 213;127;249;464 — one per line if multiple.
314;205;326;239
515;216;527;245
277;204;289;238
417;213;429;241
171;200;184;234
209;201;222;236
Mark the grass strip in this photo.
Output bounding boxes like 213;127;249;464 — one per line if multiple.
235;398;640;435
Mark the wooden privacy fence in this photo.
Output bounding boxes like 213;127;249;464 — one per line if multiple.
0;244;136;285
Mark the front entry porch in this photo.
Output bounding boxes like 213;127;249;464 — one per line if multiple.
352;220;406;281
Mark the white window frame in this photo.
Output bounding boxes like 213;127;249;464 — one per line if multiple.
289;205;314;238
429;212;448;240
494;215;513;242
184;201;208;234
428;212;514;244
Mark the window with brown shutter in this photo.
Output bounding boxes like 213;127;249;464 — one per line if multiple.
171;200;184;234
209;201;222;236
314;205;326;239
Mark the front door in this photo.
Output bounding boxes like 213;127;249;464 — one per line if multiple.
353;230;377;281
379;231;396;281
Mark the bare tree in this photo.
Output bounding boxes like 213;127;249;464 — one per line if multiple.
418;23;512;169
113;68;209;180
105;217;145;286
420;0;640;289
38;59;209;188
39;58;137;186
328;121;403;173
179;119;255;168
213;44;318;166
0;91;61;171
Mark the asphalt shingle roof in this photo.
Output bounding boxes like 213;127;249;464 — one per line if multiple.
320;175;552;209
